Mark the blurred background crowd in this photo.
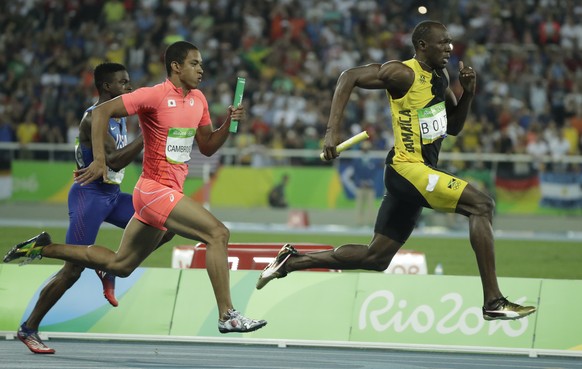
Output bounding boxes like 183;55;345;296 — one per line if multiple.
0;0;581;168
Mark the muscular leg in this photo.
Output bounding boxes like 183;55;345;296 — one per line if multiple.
455;184;502;306
163;196;232;318
41;218;165;278
25;262;84;331
284;188;420;273
286;233;403;272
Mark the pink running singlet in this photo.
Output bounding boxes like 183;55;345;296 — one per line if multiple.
122;80;211;229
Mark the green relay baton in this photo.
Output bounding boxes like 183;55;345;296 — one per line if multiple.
229;77;246;133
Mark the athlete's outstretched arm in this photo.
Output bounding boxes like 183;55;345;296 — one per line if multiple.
446;61;476;136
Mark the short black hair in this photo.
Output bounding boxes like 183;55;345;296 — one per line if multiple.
164;41;198;76
94;62;126;93
411;20;445;50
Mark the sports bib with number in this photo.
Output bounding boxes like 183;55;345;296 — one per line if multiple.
104;167;125;185
166;127;195;164
417;101;447;145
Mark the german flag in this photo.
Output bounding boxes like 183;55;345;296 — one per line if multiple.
494;163;541;214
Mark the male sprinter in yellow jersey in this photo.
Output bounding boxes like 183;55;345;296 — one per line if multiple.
257;20;536;321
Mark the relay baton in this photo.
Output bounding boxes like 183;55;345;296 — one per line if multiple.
229;77;246;133
320;131;370;161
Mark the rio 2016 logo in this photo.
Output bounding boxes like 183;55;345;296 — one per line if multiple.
359;290;529;337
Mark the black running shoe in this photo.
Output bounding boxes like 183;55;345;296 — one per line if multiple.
3;232;51;265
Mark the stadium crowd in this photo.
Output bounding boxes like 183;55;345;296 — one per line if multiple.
0;0;581;168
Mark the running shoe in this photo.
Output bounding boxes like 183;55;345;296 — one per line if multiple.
17;323;55;354
483;297;536;321
218;309;267;333
256;244;298;290
3;232;51;265
96;270;118;307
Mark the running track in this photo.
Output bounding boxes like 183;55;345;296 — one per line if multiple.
1;338;581;369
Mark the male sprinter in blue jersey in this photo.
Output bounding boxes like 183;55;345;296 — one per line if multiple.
257;21;536;321
16;63;172;354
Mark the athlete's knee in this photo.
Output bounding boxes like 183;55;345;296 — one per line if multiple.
487;197;495;214
58;264;84;283
368;256;393;272
113;265;136;278
160;231;176;245
474;194;495;217
105;260;138;278
116;270;132;278
206;223;230;246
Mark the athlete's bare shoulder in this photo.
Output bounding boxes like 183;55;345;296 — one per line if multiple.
378;60;415;99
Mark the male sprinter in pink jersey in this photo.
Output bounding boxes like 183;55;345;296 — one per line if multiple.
5;41;267;337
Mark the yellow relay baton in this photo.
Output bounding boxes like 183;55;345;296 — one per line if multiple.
320;131;370;161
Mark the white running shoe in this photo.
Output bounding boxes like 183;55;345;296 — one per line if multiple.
218;309;267;333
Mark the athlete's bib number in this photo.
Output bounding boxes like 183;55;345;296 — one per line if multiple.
105;168;125;184
166;127;195;164
417;101;447;145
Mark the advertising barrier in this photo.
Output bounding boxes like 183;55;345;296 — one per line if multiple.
9;161;201;203
9;160;582;215
350;274;538;348
0;265;178;335
0;265;580;353
534;279;582;350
